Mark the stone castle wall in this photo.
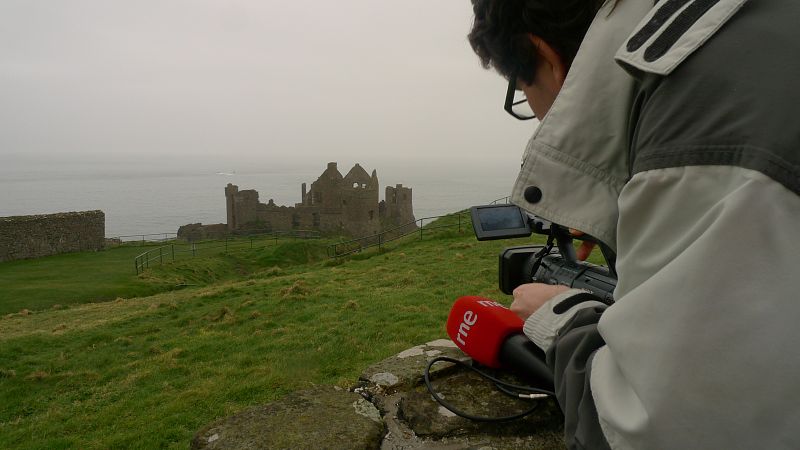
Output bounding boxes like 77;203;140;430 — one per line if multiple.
0;210;105;262
176;223;228;242
385;184;415;225
222;162;415;237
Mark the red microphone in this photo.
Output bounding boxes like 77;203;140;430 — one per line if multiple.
446;296;553;388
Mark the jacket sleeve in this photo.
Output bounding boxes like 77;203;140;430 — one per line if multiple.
524;290;611;450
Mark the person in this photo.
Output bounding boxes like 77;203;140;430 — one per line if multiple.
467;0;800;449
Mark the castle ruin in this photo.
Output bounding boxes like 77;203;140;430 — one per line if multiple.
215;162;414;238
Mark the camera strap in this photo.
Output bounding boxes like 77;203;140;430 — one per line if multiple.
529;232;556;282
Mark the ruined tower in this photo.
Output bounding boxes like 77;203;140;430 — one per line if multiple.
225;183;258;231
385;184;415;225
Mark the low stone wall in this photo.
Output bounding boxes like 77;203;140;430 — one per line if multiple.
0;210;105;262
177;223;228;242
192;340;565;449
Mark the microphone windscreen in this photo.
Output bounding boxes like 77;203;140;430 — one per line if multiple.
446;296;523;368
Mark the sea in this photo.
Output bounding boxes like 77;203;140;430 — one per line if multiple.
0;159;520;239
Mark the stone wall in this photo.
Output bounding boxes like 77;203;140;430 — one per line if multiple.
192;340;565;449
0;210;105;262
177;223;228;242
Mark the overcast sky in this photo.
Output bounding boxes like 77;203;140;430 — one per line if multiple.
0;0;537;173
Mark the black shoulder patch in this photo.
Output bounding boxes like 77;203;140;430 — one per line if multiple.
643;0;721;62
627;0;693;53
616;0;748;75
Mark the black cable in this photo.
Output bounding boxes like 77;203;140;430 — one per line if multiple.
423;356;555;422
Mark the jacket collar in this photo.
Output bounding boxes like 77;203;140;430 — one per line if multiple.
510;0;653;250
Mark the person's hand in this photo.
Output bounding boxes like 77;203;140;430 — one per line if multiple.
510;283;569;320
569;228;596;261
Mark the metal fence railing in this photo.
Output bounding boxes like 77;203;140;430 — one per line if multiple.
107;233;179;247
326;213;469;258
490;196;510;205
134;230;320;274
131;196;509;271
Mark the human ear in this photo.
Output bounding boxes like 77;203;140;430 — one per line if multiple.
528;35;568;89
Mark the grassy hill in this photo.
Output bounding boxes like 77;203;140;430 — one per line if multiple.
0;215;553;449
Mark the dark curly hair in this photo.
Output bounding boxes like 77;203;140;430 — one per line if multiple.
468;0;607;84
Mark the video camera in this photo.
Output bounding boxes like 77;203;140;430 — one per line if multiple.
470;204;617;304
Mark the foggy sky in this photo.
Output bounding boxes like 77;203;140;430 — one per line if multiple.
0;0;537;172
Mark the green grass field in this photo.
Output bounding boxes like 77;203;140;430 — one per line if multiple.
0;245;172;315
0;216;561;449
0;235;330;316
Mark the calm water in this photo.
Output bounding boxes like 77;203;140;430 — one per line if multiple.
0;160;519;238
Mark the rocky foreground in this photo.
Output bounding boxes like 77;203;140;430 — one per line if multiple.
192;340;564;449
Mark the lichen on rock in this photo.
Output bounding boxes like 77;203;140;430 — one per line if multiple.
190;386;385;450
191;340;566;449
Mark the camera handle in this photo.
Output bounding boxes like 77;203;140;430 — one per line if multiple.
543;224;618;278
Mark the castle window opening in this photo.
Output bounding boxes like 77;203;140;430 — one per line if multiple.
353;182;360;188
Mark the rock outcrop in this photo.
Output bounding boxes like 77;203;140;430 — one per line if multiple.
191;387;385;450
192;339;565;449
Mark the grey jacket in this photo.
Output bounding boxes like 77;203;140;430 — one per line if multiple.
512;0;800;448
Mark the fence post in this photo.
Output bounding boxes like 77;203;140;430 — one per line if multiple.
142;235;145;246
250;237;253;249
192;243;196;257
159;247;163;264
135;258;139;275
